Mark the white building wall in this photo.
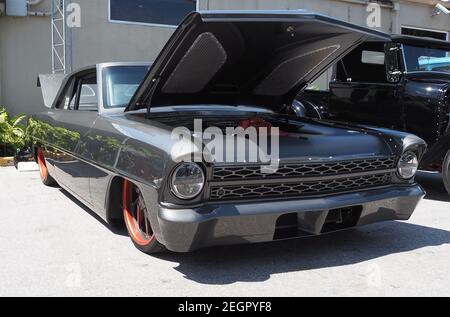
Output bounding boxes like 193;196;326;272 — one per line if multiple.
0;0;52;115
69;0;175;71
398;0;450;36
0;0;449;115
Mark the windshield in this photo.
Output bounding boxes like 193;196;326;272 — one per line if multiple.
403;45;450;73
103;65;149;108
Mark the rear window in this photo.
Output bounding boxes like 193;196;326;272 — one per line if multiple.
361;50;385;65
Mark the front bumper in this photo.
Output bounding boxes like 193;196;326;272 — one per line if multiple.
156;185;425;252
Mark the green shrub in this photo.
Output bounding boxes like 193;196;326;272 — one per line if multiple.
0;107;26;157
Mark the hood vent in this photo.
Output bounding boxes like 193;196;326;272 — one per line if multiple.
162;32;228;94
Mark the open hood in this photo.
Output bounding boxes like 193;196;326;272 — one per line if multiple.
127;11;388;113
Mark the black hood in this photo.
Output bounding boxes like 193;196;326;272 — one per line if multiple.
127;10;388;112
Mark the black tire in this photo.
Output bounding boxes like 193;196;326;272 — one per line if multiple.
123;179;166;254
36;147;57;187
443;150;450;195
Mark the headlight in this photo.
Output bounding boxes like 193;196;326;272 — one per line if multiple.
397;151;419;179
171;163;205;199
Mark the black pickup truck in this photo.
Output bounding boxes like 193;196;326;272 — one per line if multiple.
297;35;450;194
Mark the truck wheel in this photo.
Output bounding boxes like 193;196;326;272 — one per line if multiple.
443;150;450;195
123;180;166;254
36;147;57;186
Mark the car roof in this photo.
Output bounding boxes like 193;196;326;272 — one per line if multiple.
67;62;152;76
391;35;450;50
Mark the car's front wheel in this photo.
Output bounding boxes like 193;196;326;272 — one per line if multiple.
36;147;57;186
123;180;166;254
443;150;450;195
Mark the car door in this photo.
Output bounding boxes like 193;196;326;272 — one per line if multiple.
328;42;404;131
329;81;403;130
50;68;100;207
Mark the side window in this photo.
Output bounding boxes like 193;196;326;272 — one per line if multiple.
77;76;98;111
336;42;389;84
56;71;98;111
56;78;76;110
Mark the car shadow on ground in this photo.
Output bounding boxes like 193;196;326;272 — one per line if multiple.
59;188;128;237
156;172;450;285
156;221;450;285
416;172;450;203
57;172;450;285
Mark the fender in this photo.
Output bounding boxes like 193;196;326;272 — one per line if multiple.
411;82;450;169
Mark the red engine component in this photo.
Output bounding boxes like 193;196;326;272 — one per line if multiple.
238;118;272;130
238;118;288;136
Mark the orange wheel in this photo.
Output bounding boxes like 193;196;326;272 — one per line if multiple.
36;147;56;186
123;180;165;254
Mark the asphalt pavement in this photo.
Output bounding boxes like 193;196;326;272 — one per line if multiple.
0;167;449;296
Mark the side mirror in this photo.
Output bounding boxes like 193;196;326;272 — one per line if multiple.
385;43;402;83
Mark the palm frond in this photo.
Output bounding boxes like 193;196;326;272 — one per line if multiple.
0;108;26;155
11;114;26;128
0;111;8;125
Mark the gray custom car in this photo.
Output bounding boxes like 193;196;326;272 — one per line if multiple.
29;11;426;254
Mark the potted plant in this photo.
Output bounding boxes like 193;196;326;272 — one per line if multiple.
0;107;26;167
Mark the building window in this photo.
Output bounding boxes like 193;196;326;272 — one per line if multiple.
401;26;449;41
109;0;198;27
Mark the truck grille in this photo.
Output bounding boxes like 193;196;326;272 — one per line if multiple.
210;173;392;201
212;157;396;181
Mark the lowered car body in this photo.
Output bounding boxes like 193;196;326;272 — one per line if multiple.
28;11;426;254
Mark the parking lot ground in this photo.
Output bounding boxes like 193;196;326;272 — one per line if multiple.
0;167;449;297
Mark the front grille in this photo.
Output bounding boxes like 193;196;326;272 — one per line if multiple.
213;157;396;181
210;173;392;201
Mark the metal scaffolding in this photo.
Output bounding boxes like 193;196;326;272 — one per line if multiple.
51;0;70;74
